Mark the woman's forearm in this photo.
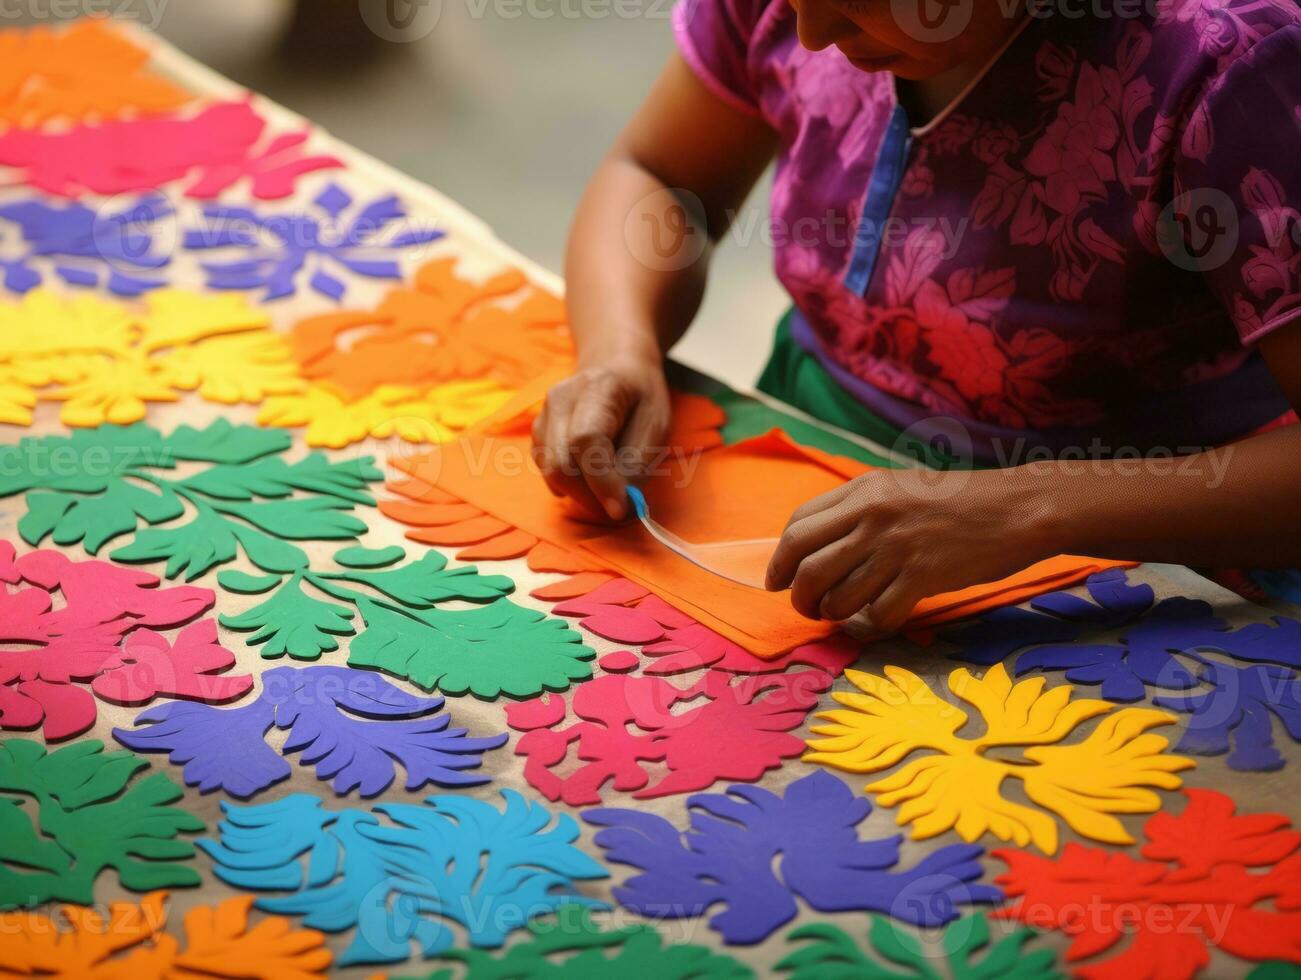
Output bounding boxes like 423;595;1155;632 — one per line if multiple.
564;149;710;370
1046;424;1301;567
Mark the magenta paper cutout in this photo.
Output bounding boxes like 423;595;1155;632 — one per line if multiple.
0;541;251;741
0;101;343;201
505;601;858;804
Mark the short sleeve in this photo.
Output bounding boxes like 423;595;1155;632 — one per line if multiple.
1174;24;1301;346
672;0;766;117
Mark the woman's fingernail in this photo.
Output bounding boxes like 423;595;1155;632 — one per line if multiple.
604;498;624;520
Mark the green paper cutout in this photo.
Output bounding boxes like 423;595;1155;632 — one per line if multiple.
216;569;283;594
398;907;753;979
0;421;382;581
0;738;203;910
334;544;406;568
777;914;1062;980
221;571;356;658
347;595;594;699
1248;965;1301;979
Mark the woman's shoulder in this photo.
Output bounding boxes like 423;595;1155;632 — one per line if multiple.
1111;0;1299;69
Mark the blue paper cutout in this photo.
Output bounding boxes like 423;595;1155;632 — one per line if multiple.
582;770;1000;946
0;195;171;296
183;182;444;302
946;570;1301;771
113;664;508;798
199;790;608;965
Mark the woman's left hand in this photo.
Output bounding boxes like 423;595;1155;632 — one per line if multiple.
764;467;1063;633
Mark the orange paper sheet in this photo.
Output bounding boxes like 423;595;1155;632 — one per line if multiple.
395;427;1134;658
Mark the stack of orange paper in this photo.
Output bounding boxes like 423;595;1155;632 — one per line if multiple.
392;427;1135;658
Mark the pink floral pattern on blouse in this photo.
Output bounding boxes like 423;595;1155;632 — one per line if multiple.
674;0;1299;453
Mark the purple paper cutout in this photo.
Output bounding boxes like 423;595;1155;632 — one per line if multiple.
183;183;443;302
113;664;507;798
0;195;171;296
947;570;1301;772
582;770;1000;945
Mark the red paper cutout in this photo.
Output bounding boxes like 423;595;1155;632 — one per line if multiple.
0;541;251;741
995;789;1301;979
0;100;342;200
505;597;857;804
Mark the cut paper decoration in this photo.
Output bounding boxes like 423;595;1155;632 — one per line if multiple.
0;288;300;427
258;378;516;449
0;890;332;979
507;603;857;803
0;738;202;909
0;541;251;741
114;664;509;799
0;195;172;296
0;100;343;200
947;570;1301;772
200;791;609;966
390;429;1136;658
803;663;1194;854
778;912;1062;980
290;257;572;398
995;789;1301;979
395;906;753;979
185;182;444;302
0;419;380;583
583;771;1001;946
0;19;190;127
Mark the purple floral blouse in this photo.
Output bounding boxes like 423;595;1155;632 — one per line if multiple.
674;0;1300;458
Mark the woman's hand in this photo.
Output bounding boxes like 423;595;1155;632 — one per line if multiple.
531;354;672;521
765;467;1062;633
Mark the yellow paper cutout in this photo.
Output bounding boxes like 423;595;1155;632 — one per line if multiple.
803;663;1193;854
0;289;302;427
258;379;515;449
0;890;330;979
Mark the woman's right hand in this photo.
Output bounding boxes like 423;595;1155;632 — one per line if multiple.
531;354;672;521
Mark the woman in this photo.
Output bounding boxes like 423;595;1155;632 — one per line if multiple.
532;0;1301;632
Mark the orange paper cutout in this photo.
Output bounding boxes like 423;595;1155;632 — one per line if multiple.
391;421;1134;658
290;258;573;400
0;20;190;128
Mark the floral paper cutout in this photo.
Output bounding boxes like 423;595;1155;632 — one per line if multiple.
396;906;752;979
508;580;857;803
0;890;332;979
0;540;251;741
184;182;444;302
803;663;1194;854
584;771;1001;945
0;195;172;297
200;791;609;966
0;289;300;427
995;789;1301;979
0;737;202;909
947;570;1301;771
0;20;189;127
114;664;508;799
779;912;1062;980
0;100;343;200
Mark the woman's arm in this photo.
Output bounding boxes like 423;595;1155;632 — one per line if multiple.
766;322;1301;632
535;53;776;519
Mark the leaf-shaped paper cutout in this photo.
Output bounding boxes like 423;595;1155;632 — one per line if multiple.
584;771;1000;945
804;664;1193;853
199;790;608;965
995;789;1301;979
114;665;508;799
0;738;202;908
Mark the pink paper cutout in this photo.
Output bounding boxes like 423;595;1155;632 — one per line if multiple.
0;100;343;201
506;600;858;804
0;541;252;741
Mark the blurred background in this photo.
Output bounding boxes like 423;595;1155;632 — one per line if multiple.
9;0;787;391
